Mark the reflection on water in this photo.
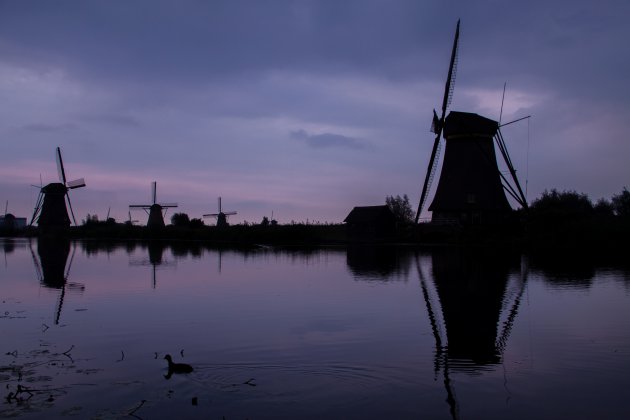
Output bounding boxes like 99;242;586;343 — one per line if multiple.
346;245;413;280
31;238;85;325
2;238;630;419
429;248;521;367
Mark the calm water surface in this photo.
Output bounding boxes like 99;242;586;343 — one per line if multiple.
1;238;629;419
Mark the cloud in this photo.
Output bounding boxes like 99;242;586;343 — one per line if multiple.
290;129;366;150
79;113;141;127
0;0;629;224
22;122;77;132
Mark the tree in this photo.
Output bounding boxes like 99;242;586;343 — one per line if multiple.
386;194;414;224
612;187;630;218
189;218;205;228
593;198;614;218
530;189;593;219
260;216;270;226
171;212;190;227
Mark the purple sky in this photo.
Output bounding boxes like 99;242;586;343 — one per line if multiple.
1;0;629;225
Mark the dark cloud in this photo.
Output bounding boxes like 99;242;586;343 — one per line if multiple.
291;129;365;150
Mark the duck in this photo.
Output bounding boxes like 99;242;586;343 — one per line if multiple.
164;354;193;377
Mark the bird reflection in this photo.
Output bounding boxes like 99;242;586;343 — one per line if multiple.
30;238;85;324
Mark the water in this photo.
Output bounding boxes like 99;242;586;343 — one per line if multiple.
1;238;629;419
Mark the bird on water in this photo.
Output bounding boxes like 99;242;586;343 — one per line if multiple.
164;354;193;378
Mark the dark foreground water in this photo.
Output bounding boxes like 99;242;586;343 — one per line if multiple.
1;238;629;419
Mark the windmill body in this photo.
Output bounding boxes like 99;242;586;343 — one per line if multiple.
428;111;511;224
31;147;86;228
37;183;71;227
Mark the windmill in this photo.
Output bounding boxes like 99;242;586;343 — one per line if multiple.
30;147;86;228
414;20;527;225
127;210;139;226
203;197;236;228
129;181;178;228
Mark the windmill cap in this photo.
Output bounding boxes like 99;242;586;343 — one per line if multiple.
41;183;68;193
444;111;498;139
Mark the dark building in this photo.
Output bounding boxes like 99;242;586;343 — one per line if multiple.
344;205;396;238
428;111;512;224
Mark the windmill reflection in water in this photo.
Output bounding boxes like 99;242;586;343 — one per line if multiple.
347;245;527;420
128;242;176;288
417;248;528;420
30;238;85;325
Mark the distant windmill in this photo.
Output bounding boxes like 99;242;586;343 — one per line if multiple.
129;181;177;228
127;210;139;225
30;147;86;228
203;197;236;228
414;20;527;225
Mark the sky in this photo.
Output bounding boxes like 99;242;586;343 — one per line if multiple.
1;0;629;225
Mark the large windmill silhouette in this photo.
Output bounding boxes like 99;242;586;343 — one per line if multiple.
30;147;86;228
415;20;527;225
203;197;237;228
129;182;178;228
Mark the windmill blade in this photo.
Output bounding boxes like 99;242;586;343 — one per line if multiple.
415;20;460;223
67;178;86;189
218;197;222;213
56;147;67;184
224;211;237;216
415;131;442;223
203;213;219;218
66;192;78;226
152;182;157;205
441;19;460;118
495;129;528;208
159;203;178;208
30;190;44;226
129;204;152;208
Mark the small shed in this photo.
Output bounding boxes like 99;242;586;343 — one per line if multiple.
344;205;396;238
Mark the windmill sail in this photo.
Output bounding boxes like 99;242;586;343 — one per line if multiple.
67;178;86;189
415;20;460;223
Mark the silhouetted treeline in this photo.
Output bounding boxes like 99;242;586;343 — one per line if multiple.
3;189;629;252
524;188;630;251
